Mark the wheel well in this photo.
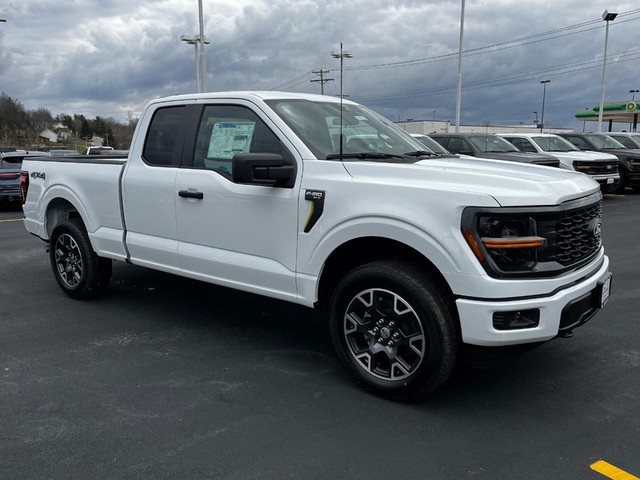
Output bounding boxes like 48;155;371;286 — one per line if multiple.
315;237;455;311
46;198;82;238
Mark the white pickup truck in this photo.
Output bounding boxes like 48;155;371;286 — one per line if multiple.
20;92;612;400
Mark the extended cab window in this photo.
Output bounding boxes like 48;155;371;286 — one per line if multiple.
192;105;282;177
143;106;189;166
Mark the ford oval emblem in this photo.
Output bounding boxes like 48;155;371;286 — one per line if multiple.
588;219;602;240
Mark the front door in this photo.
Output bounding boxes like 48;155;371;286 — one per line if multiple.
174;102;300;302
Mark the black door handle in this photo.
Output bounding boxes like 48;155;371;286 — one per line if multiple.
178;190;204;199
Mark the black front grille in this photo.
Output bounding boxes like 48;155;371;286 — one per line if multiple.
537;202;602;267
553;203;602;265
573;160;618;175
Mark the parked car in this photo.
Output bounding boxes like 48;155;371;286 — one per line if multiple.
0;151;50;205
558;133;640;193
83;146;114;155
496;133;619;193
410;134;455;155
606;132;640;149
429;133;560;167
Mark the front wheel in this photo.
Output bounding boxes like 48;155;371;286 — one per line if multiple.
329;260;458;401
49;218;112;299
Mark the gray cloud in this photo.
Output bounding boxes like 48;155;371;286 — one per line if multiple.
0;0;638;131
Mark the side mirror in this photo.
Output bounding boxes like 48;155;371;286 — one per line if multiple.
232;153;295;187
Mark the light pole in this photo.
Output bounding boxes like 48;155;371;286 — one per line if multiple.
539;80;550;133
454;0;465;133
181;34;210;93
197;0;207;92
331;43;352;99
533;111;538;124
0;16;6;22
598;9;618;133
629;89;638;131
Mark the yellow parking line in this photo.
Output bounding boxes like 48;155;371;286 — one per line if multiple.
0;218;23;223
591;460;640;480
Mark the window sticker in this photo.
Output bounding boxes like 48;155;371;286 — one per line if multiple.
208;121;256;159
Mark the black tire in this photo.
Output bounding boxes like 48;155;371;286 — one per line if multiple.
614;175;626;194
329;260;458;401
49;218;112;299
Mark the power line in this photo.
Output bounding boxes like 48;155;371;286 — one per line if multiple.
357;49;640;103
310;68;334;94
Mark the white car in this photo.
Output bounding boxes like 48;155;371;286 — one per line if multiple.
496;133;619;193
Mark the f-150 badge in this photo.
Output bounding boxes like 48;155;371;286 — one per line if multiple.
304;190;325;233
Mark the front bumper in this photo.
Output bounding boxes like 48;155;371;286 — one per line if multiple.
456;255;610;346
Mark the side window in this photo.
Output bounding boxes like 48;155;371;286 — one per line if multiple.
192;105;282;177
510;138;536;152
448;137;472;154
565;136;589;150
143;106;188;166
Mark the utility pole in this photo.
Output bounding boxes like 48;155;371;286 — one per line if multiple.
310;68;333;95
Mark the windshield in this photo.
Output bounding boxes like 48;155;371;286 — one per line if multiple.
531;135;578;152
583;134;625;149
412;135;450;154
609;135;640;149
265;99;432;159
468;135;518;153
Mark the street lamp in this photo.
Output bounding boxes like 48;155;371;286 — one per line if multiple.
630;89;639;101
598;9;618;133
181;34;210;93
0;16;6;22
539;80;550;133
454;0;465;133
331;42;352;99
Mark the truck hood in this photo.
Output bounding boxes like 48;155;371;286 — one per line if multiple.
569;150;619;161
599;148;640;159
474;152;557;164
341;156;599;207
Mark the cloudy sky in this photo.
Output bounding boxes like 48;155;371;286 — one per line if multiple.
1;1;639;130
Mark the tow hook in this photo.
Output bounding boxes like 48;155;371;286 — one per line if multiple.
558;330;574;338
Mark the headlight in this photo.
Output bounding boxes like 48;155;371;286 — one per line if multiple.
463;215;545;274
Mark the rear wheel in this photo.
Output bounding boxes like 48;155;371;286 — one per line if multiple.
50;218;112;299
329;260;458;401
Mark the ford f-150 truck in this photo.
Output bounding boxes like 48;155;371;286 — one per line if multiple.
20;92;612;400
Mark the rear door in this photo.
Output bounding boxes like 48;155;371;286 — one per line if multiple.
174;100;301;302
121;102;193;273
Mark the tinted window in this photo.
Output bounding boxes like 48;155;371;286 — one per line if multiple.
609;135;637;148
468;136;518;153
507;138;537;152
192;105;283;177
563;136;591;150
143;106;189;166
447;137;473;154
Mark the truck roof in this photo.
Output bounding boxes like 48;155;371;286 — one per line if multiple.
148;91;356;106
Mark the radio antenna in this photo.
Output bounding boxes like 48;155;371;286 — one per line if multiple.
331;42;352;161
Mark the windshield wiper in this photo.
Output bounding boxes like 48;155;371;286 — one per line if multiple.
402;150;437;157
325;152;407;160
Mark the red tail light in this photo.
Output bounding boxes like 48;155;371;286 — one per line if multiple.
19;171;29;205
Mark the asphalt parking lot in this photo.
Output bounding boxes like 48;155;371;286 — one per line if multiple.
1;193;639;480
